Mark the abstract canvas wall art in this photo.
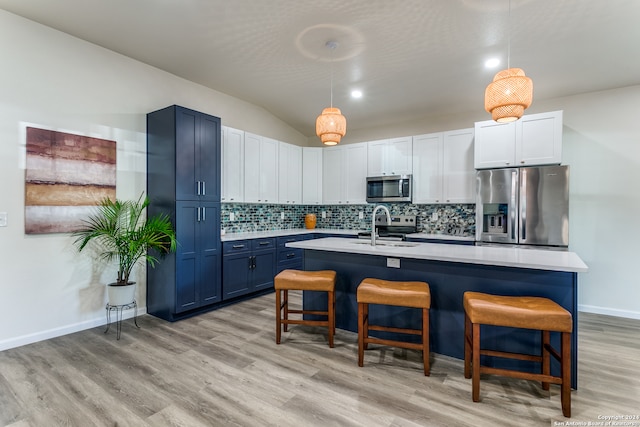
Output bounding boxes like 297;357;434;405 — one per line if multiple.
25;127;116;234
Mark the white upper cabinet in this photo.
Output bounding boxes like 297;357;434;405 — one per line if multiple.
413;128;475;204
278;142;302;204
516;110;563;166
442;128;475;204
322;146;344;204
367;136;412;176
302;147;323;205
221;126;244;203
344;143;368;204
412;133;442;204
473;120;515;169
244;133;279;203
474;110;563;169
322;142;368;204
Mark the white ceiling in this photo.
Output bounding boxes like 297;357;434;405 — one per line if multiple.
1;0;639;137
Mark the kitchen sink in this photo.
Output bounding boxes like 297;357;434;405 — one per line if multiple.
350;241;418;248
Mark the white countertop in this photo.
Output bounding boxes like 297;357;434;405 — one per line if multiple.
406;232;475;242
287;237;588;273
221;228;358;242
221;228;475;242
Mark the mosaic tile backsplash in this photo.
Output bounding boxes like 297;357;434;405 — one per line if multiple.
221;203;475;236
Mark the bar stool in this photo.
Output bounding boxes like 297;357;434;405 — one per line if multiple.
463;291;573;417
357;278;431;375
274;269;337;347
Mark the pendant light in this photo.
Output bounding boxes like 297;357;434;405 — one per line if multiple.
316;41;346;146
484;0;533;123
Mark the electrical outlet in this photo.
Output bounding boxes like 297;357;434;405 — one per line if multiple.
359;211;364;220
280;212;285;220
431;212;438;221
0;212;7;227
229;212;235;221
387;258;400;268
322;211;326;219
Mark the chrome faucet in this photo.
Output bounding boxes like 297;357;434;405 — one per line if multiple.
371;205;391;246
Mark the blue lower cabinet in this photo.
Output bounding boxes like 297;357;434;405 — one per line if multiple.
222;238;276;300
276;234;313;273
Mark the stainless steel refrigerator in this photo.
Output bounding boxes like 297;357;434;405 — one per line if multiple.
475;165;569;249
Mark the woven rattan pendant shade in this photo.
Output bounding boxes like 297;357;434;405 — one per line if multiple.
485;68;533;122
316;107;346;146
316;40;346;146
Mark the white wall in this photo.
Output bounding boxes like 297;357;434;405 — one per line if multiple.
0;10;306;350
1;10;639;351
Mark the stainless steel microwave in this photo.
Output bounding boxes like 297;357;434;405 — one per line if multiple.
366;175;412;203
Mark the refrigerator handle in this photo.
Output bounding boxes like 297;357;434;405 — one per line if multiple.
510;170;518;241
520;169;527;241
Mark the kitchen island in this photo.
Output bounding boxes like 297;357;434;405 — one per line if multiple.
287;237;587;388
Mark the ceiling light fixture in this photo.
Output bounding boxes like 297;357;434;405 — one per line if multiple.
484;58;500;68
351;89;363;99
316;41;346;146
484;0;533;123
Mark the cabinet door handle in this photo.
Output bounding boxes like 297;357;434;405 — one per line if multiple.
232;244;245;249
202;206;206;222
248;256;253;270
259;241;270;246
196;181;201;196
286;253;295;259
202;181;206;195
197;207;201;222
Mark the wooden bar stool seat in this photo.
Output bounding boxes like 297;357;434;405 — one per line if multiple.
463;291;573;417
357;278;431;375
275;269;337;347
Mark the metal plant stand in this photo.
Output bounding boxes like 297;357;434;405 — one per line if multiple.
105;300;139;340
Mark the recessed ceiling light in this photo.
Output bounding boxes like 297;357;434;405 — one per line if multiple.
351;89;363;99
485;58;500;68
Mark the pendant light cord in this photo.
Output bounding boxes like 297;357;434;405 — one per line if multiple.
507;0;511;69
326;41;338;108
330;52;334;108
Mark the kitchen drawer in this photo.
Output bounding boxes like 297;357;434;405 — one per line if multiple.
223;240;251;254
251;237;276;251
277;234;313;248
277;247;303;263
277;259;303;274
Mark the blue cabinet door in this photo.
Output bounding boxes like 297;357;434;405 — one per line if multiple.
176;201;221;312
175;108;200;201
199;202;221;304
222;254;252;299
198;114;221;202
253;250;276;291
175;106;221;202
175;201;199;312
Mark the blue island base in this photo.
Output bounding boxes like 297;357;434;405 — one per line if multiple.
302;250;578;389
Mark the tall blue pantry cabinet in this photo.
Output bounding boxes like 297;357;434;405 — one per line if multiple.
146;105;222;321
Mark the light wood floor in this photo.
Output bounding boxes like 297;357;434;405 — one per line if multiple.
1;291;639;427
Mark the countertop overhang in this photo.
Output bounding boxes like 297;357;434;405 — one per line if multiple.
287;237;588;273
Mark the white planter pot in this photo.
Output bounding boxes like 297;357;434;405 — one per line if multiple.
107;282;136;306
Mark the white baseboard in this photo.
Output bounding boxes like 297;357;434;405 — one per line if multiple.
578;304;640;320
0;305;147;352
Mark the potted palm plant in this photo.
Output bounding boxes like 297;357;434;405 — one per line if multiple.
72;194;177;306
